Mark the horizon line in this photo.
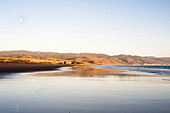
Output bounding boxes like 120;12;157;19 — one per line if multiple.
0;50;169;58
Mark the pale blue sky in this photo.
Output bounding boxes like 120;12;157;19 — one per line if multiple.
0;0;170;57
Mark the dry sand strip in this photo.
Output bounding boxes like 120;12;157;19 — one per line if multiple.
0;63;70;74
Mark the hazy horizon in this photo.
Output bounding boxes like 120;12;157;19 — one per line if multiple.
1;49;170;58
1;0;170;57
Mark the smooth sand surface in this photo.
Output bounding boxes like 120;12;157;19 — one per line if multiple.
31;66;157;77
0;63;69;73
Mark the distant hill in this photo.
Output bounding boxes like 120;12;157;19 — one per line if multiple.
0;50;170;65
145;56;170;64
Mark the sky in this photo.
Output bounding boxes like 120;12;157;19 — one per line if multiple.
0;0;170;57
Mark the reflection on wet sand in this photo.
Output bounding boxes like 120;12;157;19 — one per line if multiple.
1;66;170;113
30;66;157;77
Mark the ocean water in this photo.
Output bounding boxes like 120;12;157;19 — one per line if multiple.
91;66;170;76
0;66;170;113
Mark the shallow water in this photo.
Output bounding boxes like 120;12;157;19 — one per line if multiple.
0;67;170;113
91;65;170;76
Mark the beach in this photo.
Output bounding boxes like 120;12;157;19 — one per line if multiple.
0;66;170;113
0;63;69;73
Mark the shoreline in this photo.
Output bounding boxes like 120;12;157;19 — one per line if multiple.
0;63;70;74
31;66;159;77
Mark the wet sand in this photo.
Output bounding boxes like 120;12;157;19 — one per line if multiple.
31;66;157;77
0;63;69;73
0;66;170;113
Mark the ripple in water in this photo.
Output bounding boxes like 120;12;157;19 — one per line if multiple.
91;66;170;76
